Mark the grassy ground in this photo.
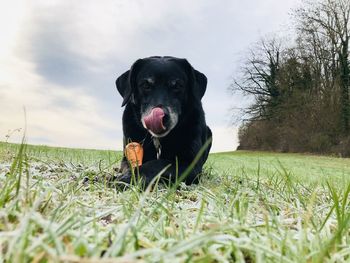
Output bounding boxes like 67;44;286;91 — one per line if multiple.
0;142;350;262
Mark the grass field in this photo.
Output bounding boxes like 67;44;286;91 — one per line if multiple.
1;142;350;262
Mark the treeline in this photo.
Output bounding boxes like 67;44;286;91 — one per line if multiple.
234;0;350;156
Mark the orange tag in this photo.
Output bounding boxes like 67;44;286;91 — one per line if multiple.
125;142;143;168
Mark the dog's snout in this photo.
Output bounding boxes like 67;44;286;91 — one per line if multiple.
143;107;166;135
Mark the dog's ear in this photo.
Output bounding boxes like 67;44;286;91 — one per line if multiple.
116;59;144;107
174;58;207;101
193;69;207;100
116;70;130;107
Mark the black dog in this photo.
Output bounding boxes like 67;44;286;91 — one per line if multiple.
115;56;212;187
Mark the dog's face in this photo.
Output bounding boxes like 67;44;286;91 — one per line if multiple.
116;56;207;137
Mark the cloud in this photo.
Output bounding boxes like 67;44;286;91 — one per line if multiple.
0;0;302;152
0;55;122;149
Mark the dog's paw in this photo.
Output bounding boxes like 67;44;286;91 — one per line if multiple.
106;171;134;190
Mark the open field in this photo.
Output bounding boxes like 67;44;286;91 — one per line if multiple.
1;142;350;262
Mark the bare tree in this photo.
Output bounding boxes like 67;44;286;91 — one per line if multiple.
233;0;350;155
296;0;350;133
231;37;283;121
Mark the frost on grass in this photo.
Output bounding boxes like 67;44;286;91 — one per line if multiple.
0;145;350;262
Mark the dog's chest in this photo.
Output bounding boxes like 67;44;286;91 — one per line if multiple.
155;135;194;161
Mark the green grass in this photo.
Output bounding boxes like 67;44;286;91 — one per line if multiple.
1;142;350;262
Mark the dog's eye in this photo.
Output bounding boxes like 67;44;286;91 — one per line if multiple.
140;82;152;91
170;80;183;92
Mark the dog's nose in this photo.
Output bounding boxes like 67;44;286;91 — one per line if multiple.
156;104;163;108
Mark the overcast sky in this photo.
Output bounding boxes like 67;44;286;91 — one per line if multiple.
0;0;301;152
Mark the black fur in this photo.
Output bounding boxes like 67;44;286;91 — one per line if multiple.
115;56;212;187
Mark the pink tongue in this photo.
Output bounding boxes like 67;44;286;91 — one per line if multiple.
143;107;166;134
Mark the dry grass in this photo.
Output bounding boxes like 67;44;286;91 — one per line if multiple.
1;142;350;262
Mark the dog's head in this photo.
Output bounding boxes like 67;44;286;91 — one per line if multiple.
116;56;207;137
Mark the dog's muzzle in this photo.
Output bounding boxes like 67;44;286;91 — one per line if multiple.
142;106;179;137
143;107;166;134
